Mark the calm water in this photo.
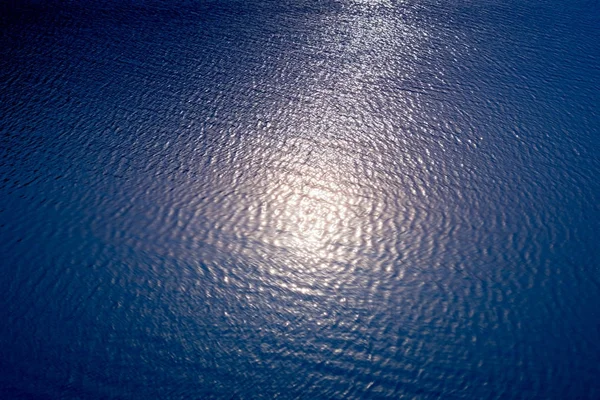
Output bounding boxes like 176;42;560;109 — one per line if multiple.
1;1;599;398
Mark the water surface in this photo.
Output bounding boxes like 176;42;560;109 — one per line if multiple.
1;0;599;398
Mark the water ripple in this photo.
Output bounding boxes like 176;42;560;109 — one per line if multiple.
1;0;599;398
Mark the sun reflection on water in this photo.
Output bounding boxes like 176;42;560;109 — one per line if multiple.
184;0;435;300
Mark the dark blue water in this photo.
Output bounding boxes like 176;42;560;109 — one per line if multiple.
1;1;599;398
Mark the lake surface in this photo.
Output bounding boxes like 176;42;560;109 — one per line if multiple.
1;0;599;398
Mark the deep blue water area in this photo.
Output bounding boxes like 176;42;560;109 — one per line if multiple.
1;1;599;398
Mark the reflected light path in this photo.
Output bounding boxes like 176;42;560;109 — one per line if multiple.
182;0;438;302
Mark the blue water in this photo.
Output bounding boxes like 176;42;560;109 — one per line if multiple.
1;1;599;398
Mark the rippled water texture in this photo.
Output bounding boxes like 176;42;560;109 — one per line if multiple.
1;0;599;398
